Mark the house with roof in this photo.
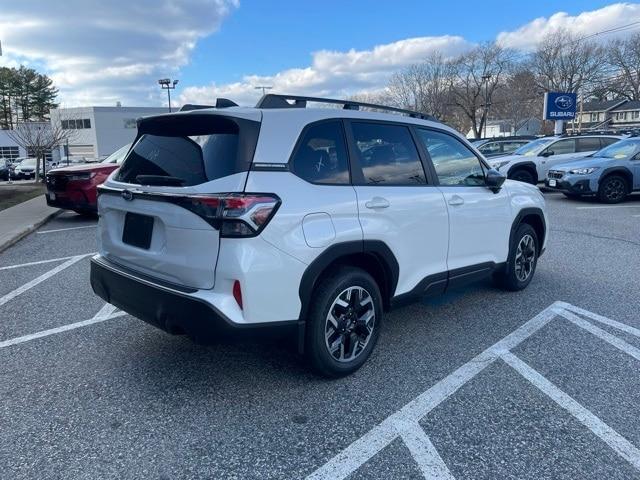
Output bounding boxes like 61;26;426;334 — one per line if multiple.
570;99;640;132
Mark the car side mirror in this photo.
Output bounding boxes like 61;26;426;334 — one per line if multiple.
485;168;506;193
541;150;554;157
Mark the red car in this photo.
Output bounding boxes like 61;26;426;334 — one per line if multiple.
45;144;130;215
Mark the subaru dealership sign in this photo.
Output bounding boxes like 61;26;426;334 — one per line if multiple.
544;92;577;120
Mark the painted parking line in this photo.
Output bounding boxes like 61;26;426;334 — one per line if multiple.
37;225;96;234
0;307;125;349
502;352;640;471
307;302;640;479
0;254;91;308
306;303;559;480
0;253;97;271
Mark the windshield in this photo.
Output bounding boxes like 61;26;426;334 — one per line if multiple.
513;138;553;156
593;139;640;159
21;158;37;166
101;144;131;164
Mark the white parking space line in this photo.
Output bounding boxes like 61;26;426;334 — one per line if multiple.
306;303;560;479
502;352;640;472
0;253;97;271
557;302;640;339
92;302;117;320
556;309;640;362
576;205;640;210
0;310;126;350
37;225;96;234
0;254;90;308
393;419;455;479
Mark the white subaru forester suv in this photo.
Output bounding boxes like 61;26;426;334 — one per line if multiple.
90;94;548;377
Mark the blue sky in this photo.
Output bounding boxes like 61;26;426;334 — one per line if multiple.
1;1;638;106
184;0;618;85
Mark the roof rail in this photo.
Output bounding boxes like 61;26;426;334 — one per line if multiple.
255;94;437;121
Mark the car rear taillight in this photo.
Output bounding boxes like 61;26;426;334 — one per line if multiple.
178;193;280;237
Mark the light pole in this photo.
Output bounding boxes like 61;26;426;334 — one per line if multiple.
255;85;273;96
482;74;491;138
158;78;179;112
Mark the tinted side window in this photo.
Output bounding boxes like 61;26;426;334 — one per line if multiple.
600;137;619;148
416;129;485;186
576;137;601;152
351;122;425;185
547;139;575;155
291;121;349;184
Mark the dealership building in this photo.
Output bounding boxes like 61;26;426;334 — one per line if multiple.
0;105;168;161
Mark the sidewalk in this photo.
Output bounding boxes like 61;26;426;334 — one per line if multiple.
0;195;60;252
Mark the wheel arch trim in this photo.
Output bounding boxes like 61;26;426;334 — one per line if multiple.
297;240;399;322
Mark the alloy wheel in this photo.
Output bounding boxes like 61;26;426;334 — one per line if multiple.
603;178;626;202
324;286;376;363
515;234;536;282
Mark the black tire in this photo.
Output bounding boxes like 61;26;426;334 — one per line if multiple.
562;193;582;200
306;266;383;378
597;175;628;204
494;223;538;291
509;168;536;185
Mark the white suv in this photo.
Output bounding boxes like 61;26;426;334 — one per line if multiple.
488;134;622;184
90;94;548;377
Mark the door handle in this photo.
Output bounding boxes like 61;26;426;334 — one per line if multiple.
448;195;464;206
365;197;390;209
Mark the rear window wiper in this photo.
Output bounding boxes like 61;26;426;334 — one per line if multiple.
135;175;186;186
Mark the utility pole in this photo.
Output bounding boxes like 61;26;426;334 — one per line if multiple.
255;86;273;96
158;79;179;112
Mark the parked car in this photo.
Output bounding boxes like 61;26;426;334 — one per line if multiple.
45;144;130;215
0;158;9;180
487;134;623;184
89;94;548;377
545;137;640;203
49;156;90;170
471;137;535;158
12;157;44;179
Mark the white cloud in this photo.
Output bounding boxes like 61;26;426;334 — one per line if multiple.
497;2;640;51
0;0;238;106
179;35;473;106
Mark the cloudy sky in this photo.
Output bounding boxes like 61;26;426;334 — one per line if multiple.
1;1;639;108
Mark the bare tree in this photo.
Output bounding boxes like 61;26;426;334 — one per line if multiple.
447;42;513;138
6;120;77;182
492;68;542;134
532;31;606;94
607;33;640;101
387;52;450;120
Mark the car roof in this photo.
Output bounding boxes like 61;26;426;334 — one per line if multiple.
146;104;458;165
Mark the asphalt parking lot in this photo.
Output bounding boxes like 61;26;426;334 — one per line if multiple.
1;192;639;480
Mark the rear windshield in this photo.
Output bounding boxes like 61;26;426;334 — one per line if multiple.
116;114;259;186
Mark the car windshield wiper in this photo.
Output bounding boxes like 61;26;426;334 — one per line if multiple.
135;175;186;186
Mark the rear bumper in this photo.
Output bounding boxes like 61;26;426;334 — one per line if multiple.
46;191;96;212
89;255;297;339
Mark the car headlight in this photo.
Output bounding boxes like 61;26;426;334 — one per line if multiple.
569;167;599;175
491;160;510;170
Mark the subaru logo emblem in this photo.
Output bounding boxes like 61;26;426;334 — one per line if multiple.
121;189;134;201
555;95;573;110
